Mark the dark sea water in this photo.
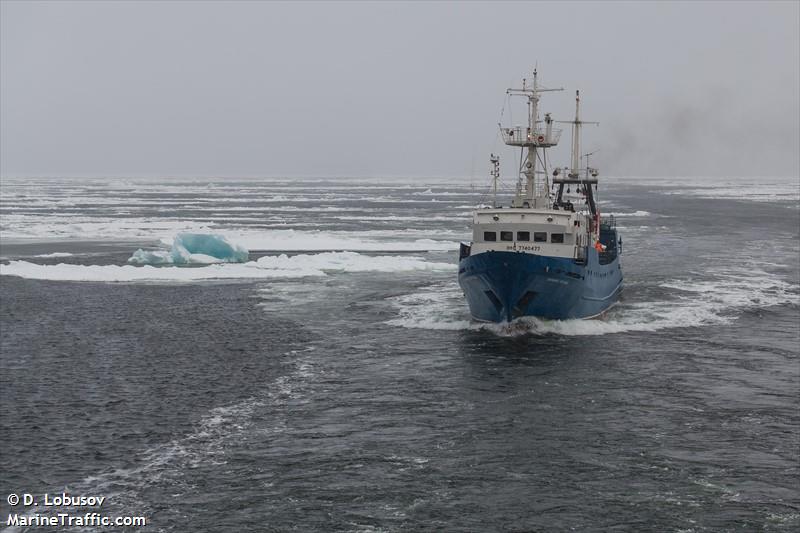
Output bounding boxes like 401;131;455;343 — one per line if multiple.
1;176;798;532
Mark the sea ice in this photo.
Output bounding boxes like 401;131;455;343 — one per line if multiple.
0;251;454;282
129;233;249;265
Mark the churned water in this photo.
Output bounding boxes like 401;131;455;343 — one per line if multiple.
1;176;798;531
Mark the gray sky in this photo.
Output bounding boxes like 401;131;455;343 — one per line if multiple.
1;0;798;179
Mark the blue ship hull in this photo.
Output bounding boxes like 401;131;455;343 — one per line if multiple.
458;247;623;322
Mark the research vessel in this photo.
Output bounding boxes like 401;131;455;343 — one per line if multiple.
458;70;622;322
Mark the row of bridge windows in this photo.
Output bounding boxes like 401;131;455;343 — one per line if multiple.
484;231;564;244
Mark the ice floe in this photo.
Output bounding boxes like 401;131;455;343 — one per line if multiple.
1;252;455;283
32;252;75;258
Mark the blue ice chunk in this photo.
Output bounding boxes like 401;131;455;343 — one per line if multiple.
170;233;249;263
129;233;249;265
128;248;172;265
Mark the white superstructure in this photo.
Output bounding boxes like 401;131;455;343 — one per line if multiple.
473;68;603;263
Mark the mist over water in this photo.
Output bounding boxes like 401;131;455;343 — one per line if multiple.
1;176;798;531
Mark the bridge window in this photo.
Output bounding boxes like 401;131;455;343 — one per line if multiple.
500;231;513;241
517;231;530;241
534;232;547;242
551;233;564;244
483;231;496;241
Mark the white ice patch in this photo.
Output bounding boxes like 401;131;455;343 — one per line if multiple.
0;261;308;282
32;252;74;258
332;214;463;222
1;252;455;283
412;189;476;196
385;268;798;336
0;211;461;250
453;204;492;209
213;230;459;252
608;210;651;217
253;251;455;273
0;216;217;242
129;233;249;265
660;177;800;203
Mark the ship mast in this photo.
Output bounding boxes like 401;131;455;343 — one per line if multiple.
561;90;599;179
524;73;539;205
571;91;581;178
502;69;563;209
553;91;600;216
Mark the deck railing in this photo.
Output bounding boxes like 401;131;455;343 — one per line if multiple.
501;127;562;146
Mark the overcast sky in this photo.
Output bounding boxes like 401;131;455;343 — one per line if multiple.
1;0;798;179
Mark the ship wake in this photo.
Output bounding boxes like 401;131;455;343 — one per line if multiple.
385;267;798;337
